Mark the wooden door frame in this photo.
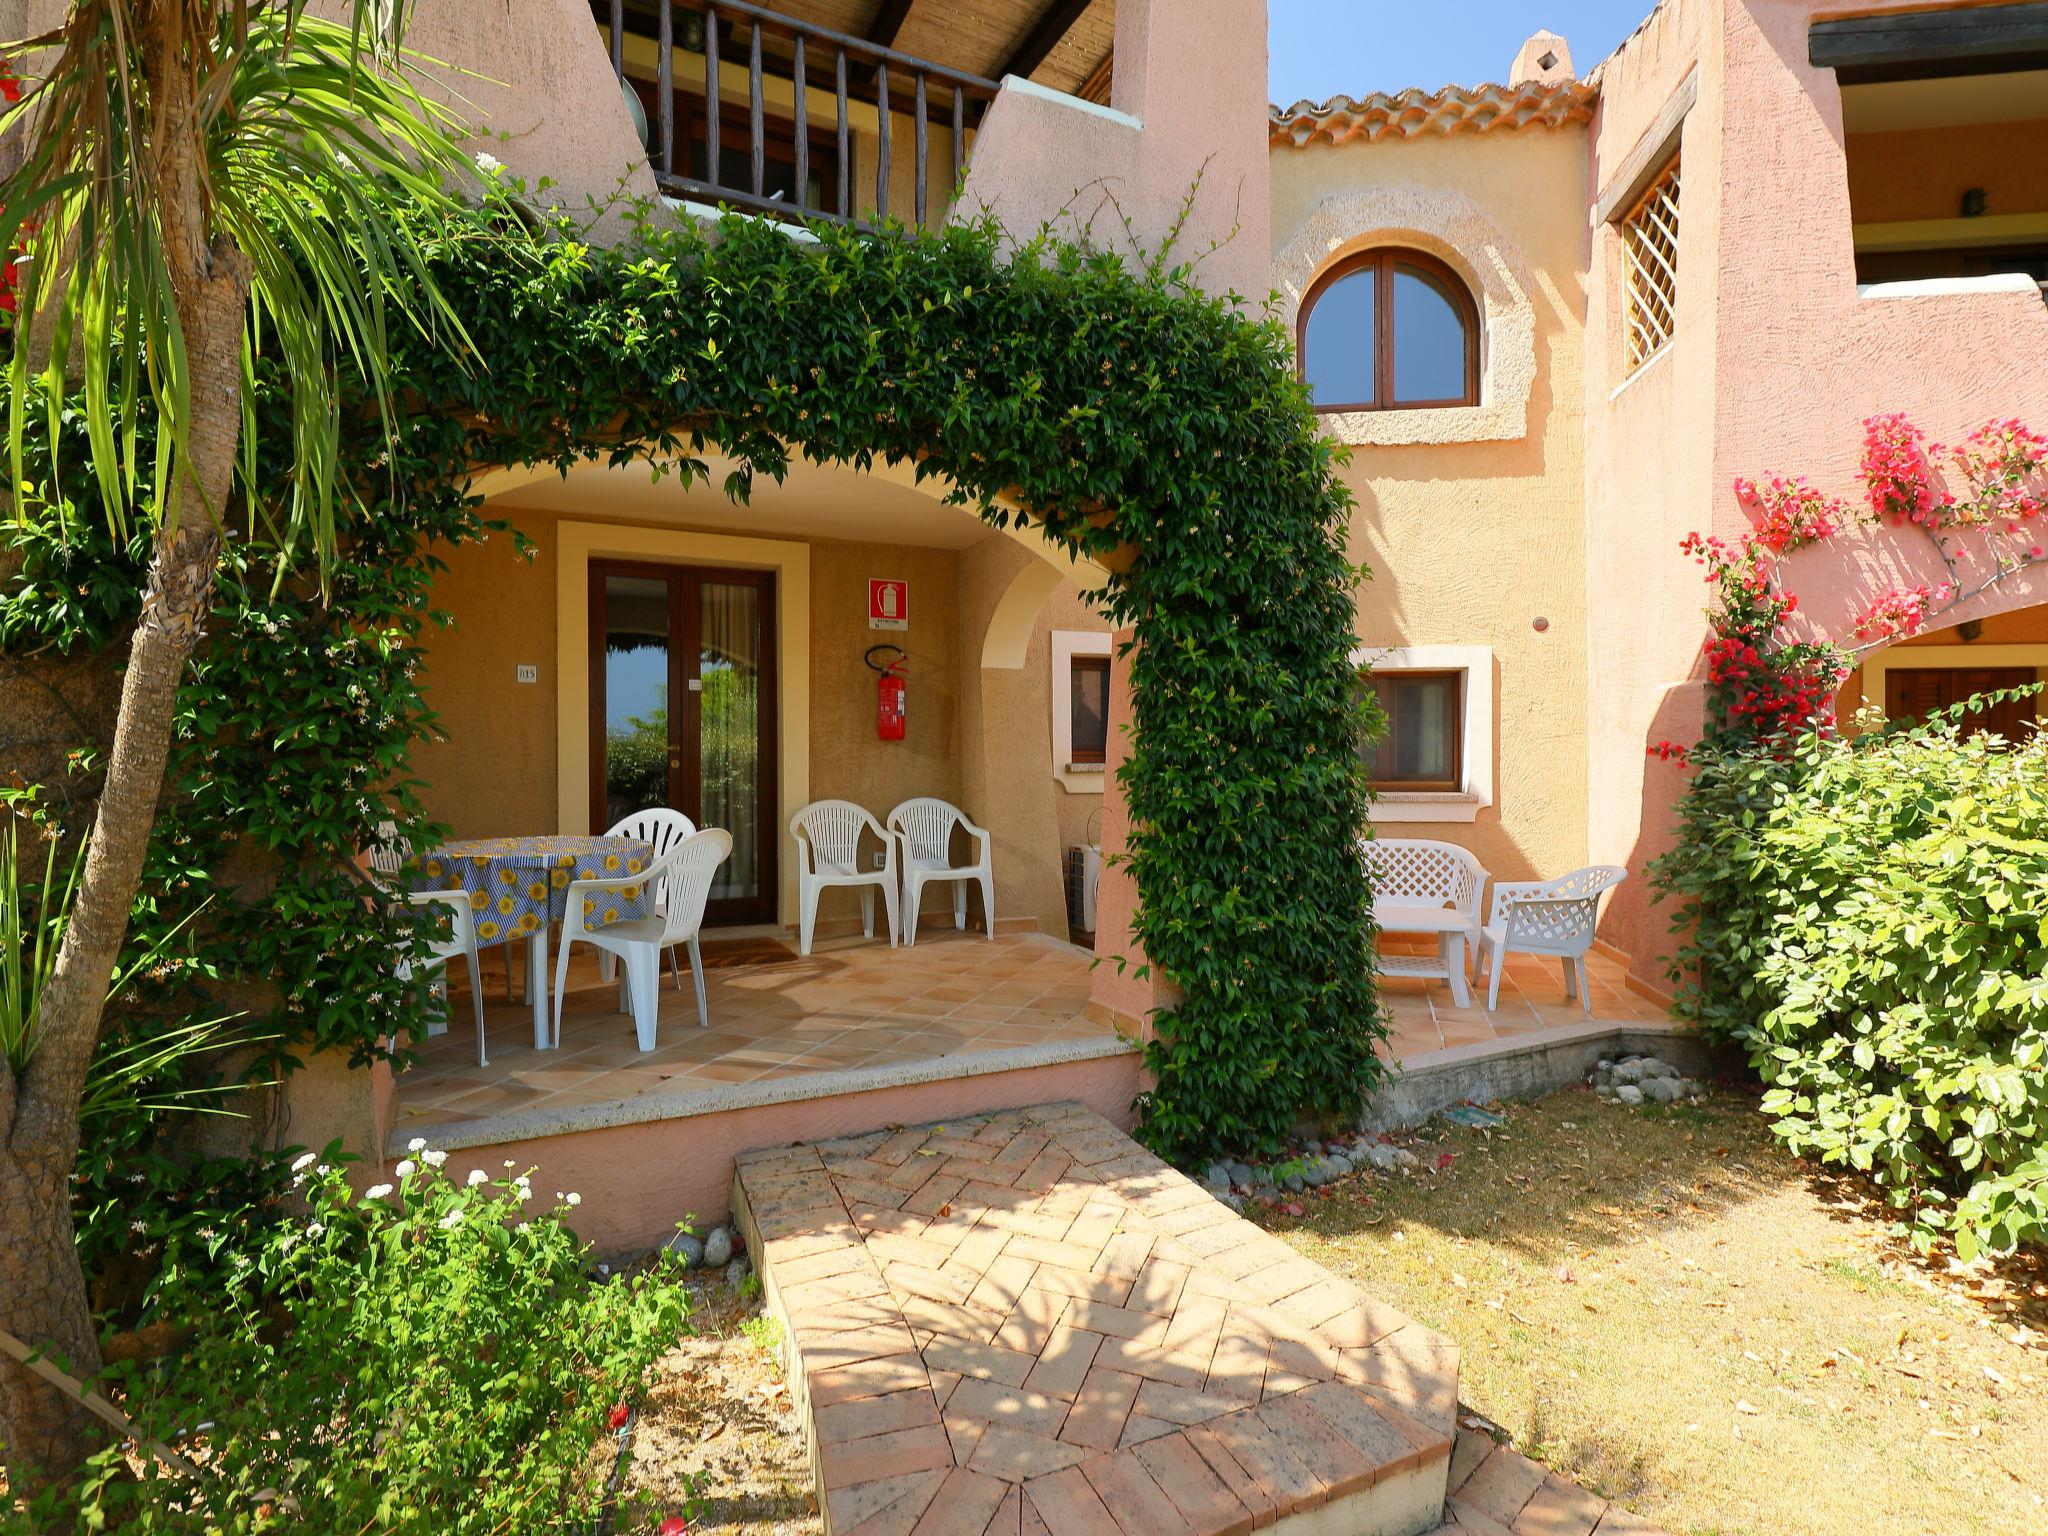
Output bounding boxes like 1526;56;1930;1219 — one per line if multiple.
588;558;781;925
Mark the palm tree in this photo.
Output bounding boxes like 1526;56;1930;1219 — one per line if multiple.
0;0;471;1489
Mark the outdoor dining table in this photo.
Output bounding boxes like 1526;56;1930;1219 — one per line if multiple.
406;834;655;1049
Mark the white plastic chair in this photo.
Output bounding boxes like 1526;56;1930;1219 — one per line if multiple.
402;890;489;1066
369;819;411;881
553;828;732;1051
597;808;698;990
887;798;994;945
1360;837;1488;1008
1474;865;1629;1012
789;800;898;956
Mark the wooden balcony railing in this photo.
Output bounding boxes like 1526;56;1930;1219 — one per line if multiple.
601;0;1003;227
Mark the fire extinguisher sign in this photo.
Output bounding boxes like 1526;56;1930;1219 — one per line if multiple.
869;579;909;631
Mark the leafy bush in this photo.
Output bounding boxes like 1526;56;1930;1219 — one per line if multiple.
1654;705;2048;1258
19;1154;689;1533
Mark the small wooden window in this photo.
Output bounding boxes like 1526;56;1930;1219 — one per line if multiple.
1298;249;1479;412
1069;656;1111;765
1885;666;2038;742
1362;671;1464;791
1620;157;1681;372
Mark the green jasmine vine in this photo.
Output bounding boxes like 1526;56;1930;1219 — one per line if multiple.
2;182;1384;1165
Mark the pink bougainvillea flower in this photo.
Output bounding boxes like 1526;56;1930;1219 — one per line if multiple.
659;1519;690;1536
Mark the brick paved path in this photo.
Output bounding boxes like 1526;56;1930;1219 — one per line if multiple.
733;1102;1462;1535
1430;1428;1670;1535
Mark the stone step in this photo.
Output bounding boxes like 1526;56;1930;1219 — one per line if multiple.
732;1100;1459;1536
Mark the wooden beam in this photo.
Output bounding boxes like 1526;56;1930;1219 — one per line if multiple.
1809;2;2048;83
1076;47;1112;105
866;0;915;49
997;0;1093;83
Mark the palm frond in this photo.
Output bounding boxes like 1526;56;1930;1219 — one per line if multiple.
1;1;477;578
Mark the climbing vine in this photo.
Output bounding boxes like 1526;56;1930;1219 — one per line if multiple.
1;179;1382;1168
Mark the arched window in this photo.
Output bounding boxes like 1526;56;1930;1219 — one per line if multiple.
1298;249;1479;411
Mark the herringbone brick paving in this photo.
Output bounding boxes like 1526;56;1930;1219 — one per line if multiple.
1430;1426;1671;1536
733;1102;1460;1536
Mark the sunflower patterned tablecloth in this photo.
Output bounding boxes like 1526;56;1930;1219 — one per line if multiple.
405;835;654;949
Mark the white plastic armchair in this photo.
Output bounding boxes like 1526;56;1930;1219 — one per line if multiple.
1474;865;1628;1012
598;808;698;991
887;798;994;946
554;828;732;1051
368;820;411;882
789;800;898;956
402;890;488;1066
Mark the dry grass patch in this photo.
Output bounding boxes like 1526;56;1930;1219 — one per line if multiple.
613;1277;821;1535
1262;1084;2048;1536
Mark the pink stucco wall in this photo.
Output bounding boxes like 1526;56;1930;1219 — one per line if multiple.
432;1051;1142;1256
960;0;1272;308
1586;0;2048;979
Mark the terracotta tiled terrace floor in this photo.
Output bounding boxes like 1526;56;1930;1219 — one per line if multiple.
1376;942;1672;1063
734;1102;1671;1536
391;931;1115;1141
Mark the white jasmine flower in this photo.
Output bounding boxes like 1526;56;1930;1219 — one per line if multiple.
315;1163;332;1177
291;1152;318;1174
306;1221;325;1237
466;1168;489;1187
407;1137;428;1154
565;1192;582;1207
365;1184;393;1201
394;1159;416;1179
130;1219;148;1233
422;1149;448;1169
515;1185;533;1203
475;151;504;177
438;1211;462;1230
502;1159;516;1170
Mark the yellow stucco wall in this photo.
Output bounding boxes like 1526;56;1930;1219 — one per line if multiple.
411;497;1109;940
1269;124;1593;883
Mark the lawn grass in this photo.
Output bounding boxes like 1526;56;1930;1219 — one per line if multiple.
1261;1083;2048;1536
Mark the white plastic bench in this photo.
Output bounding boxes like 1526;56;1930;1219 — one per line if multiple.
1359;837;1487;1009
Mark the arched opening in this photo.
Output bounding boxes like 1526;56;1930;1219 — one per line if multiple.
1834;597;2048;739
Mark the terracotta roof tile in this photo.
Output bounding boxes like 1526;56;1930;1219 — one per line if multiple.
1268;79;1598;148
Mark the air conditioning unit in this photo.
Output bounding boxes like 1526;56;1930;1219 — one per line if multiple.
1064;844;1103;938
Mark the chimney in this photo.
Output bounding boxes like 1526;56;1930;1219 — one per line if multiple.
1510;30;1574;86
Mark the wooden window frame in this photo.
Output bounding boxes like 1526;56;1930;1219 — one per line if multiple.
1297;248;1480;413
1367;668;1465;793
588;559;780;926
1068;654;1112;765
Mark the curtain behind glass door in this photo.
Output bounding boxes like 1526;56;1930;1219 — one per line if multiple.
697;580;761;903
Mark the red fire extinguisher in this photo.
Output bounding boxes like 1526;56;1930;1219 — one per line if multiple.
867;645;907;741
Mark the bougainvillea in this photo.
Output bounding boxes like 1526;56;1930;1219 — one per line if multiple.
1653;413;2048;1261
1657;410;2048;760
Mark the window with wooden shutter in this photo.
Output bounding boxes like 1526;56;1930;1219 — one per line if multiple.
1620;157;1681;373
1884;666;2038;742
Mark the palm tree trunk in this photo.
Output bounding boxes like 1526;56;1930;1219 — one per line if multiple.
0;241;247;1492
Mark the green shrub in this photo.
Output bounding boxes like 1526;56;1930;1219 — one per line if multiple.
1653;707;2048;1258
19;1153;690;1533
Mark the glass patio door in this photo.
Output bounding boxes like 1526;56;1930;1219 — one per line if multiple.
590;562;776;924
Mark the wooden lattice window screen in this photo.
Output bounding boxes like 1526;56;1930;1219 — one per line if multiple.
1621;157;1681;372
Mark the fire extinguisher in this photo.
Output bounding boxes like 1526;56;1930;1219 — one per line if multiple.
867;644;907;741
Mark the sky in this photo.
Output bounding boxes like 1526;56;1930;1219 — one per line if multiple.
1268;0;1656;108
